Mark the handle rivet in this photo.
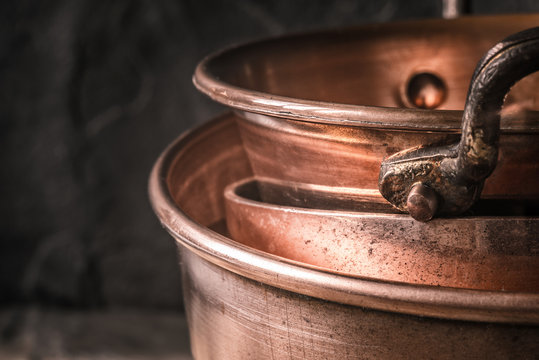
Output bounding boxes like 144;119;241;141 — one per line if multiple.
407;183;438;222
406;72;447;109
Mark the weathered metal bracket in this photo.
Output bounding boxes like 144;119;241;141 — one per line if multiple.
379;27;539;221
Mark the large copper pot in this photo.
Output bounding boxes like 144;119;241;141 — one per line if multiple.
224;177;538;292
149;114;539;359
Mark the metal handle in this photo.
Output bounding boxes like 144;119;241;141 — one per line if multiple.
379;27;539;222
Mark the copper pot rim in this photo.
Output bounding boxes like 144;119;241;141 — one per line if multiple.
224;176;539;220
194;14;539;132
148;114;539;324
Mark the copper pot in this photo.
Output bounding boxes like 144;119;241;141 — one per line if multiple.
194;14;539;220
224;177;538;291
149;113;539;359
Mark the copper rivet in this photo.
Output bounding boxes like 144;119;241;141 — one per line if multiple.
406;72;447;109
407;183;438;222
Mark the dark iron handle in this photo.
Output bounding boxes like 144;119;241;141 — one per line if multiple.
379;27;539;222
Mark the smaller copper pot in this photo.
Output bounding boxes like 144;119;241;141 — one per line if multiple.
194;15;539;219
225;177;539;292
149;114;539;359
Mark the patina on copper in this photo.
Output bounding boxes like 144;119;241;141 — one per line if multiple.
379;27;539;220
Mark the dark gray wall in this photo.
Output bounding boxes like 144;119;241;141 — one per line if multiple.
1;0;537;309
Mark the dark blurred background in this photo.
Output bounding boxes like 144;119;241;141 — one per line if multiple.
1;0;537;358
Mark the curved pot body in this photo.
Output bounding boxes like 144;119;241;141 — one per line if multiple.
180;246;538;360
149;114;539;359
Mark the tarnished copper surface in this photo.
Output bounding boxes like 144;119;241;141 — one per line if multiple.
194;15;539;205
225;177;539;292
181;249;539;359
148;113;539;358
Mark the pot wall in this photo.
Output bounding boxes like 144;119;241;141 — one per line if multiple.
236;113;539;199
180;245;539;360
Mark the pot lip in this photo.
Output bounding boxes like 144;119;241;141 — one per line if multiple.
193;14;539;132
148;113;539;324
224;176;539;221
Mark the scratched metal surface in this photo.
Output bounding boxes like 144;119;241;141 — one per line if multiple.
181;249;538;360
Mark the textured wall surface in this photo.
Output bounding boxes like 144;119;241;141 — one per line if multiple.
1;0;537;309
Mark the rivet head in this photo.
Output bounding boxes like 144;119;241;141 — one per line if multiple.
406;72;447;109
406;183;439;222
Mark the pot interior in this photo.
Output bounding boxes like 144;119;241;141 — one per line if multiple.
199;15;539;113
